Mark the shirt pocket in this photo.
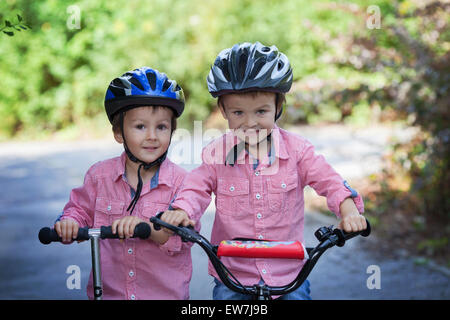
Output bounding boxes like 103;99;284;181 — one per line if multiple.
140;201;170;221
267;174;298;213
93;197;126;227
215;177;250;216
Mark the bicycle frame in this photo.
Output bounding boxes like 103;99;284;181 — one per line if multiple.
150;216;370;300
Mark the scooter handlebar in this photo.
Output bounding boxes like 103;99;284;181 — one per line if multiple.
38;222;151;244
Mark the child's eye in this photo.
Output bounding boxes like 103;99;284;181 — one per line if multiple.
233;111;243;116
135;124;145;130
157;124;168;130
257;110;267;115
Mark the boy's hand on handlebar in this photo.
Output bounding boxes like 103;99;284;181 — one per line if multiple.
338;198;367;233
160;209;195;235
338;213;367;233
112;216;148;239
55;219;79;244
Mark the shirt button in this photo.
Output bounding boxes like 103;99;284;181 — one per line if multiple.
258;234;264;240
255;171;260;176
128;248;133;254
107;205;111;211
130;294;136;300
256;213;262;219
281;183;287;189
229;186;235;192
256;193;261;200
129;270;134;277
262;269;267;274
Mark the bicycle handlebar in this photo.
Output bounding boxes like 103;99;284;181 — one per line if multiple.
38;222;151;244
149;214;370;299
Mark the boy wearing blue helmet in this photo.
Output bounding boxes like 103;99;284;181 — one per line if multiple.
55;67;195;299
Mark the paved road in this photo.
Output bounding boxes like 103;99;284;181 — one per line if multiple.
0;124;448;299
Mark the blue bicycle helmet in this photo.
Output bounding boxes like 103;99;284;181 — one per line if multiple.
104;67;185;215
104;66;185;124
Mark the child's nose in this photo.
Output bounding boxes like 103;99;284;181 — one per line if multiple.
245;115;258;128
146;128;157;140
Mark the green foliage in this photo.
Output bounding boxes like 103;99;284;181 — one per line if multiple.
0;0;448;260
340;1;449;221
334;0;449;262
0;13;30;37
0;0;392;138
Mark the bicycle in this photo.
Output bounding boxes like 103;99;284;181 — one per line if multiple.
38;223;151;300
150;214;371;300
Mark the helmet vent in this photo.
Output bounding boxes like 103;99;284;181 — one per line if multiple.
249;58;265;79
162;79;172;92
146;71;157;91
277;60;284;70
238;53;248;81
221;63;231;82
261;46;271;52
129;76;144;91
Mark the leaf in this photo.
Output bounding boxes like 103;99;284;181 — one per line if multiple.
3;31;14;36
17;14;23;22
5;20;12;27
20;25;27;30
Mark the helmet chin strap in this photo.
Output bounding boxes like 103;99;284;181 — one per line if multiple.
119;112;169;215
226;131;273;166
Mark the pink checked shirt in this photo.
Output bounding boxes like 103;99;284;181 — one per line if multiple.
171;125;364;287
60;152;191;300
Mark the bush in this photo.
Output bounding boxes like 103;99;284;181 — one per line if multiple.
0;0;385;138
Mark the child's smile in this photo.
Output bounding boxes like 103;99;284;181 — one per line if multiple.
219;92;278;146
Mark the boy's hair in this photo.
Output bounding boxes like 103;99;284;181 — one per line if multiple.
112;105;177;134
218;91;285;117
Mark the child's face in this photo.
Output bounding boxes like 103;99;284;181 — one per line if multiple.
114;106;173;164
219;92;278;146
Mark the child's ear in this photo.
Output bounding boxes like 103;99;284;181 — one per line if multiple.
113;130;124;144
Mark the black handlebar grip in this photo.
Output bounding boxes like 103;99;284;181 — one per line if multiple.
133;222;151;239
100;223;151;240
38;227;89;244
360;218;371;237
100;226;116;239
39;227;60;244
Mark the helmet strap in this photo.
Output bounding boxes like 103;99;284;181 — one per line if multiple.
226;132;272;166
274;93;283;121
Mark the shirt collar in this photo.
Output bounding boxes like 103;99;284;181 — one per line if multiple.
113;152;128;181
115;151;174;188
225;125;289;166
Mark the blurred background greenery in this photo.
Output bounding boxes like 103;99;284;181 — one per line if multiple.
0;0;448;263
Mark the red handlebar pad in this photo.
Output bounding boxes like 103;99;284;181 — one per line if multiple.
217;240;308;260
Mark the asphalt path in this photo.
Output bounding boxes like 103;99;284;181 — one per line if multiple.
0;124;448;299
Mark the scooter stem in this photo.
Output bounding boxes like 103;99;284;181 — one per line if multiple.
89;229;102;300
